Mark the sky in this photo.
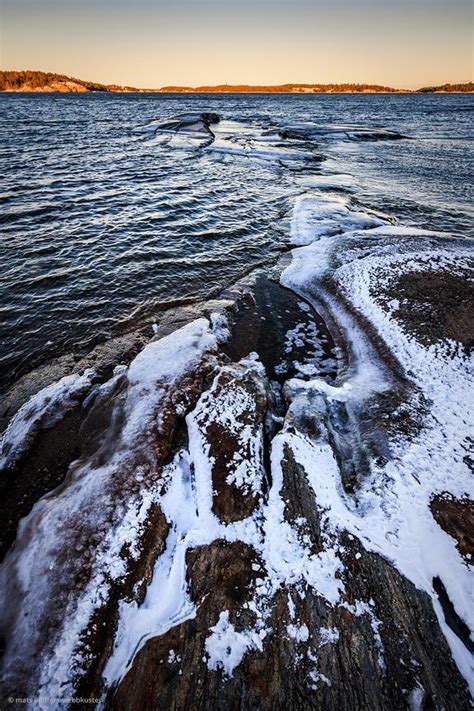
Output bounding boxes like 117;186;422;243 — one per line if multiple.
1;0;473;89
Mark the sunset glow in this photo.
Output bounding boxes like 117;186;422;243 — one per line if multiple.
1;0;472;89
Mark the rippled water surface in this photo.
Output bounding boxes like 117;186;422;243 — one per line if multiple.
1;93;473;392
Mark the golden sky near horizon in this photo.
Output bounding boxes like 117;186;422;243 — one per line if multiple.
1;0;473;88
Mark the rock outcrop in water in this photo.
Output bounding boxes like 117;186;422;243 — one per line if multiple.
152;112;220;135
0;115;473;710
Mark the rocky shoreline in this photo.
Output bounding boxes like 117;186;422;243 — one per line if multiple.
0;114;473;709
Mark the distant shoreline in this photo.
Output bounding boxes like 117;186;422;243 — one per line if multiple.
3;91;474;96
1;71;473;94
3;89;473;95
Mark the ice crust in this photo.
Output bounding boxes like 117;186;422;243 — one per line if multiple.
205;611;264;677
0;319;219;701
105;354;344;687
143;116;404;165
290;193;387;245
281;194;474;691
0;369;96;471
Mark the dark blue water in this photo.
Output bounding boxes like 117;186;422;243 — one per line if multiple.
1;93;473;392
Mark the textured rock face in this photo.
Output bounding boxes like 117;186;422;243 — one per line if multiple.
111;458;469;711
0;263;472;709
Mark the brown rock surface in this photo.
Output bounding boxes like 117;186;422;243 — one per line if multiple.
0;272;472;710
430;495;474;563
190;365;268;523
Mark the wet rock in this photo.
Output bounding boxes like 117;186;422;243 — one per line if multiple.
0;407;85;561
154;112;220;136
0;332;150;561
0;321;219;702
0;330;147;434
278;123;406;142
222;272;337;384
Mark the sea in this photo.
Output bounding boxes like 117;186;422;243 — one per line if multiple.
1;92;473;393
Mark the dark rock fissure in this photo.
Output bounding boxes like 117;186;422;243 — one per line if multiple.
432;577;474;653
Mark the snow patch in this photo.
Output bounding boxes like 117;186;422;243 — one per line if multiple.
205;611;263;677
287;623;310;643
0;369;95;471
